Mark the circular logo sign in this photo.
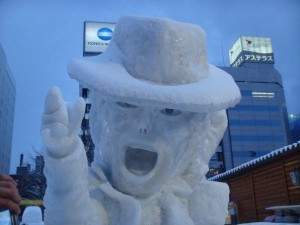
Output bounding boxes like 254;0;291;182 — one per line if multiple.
97;27;113;41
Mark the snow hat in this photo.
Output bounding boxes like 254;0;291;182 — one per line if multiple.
68;15;241;112
21;206;44;225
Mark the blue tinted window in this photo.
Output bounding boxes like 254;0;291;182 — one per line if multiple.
230;105;279;112
232;150;271;157
231;135;284;142
240;90;252;96
230;120;281;126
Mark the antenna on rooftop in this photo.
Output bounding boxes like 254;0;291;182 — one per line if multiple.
221;41;225;67
20;154;24;166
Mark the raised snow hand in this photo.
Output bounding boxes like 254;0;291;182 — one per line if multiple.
41;86;85;158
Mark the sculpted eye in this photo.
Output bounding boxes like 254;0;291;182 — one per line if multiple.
117;102;138;108
160;108;182;116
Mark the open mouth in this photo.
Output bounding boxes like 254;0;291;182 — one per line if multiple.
125;147;158;176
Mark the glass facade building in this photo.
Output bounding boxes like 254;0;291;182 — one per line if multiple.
0;43;16;174
207;37;290;177
222;64;289;168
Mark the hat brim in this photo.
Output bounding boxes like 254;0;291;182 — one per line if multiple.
68;58;240;113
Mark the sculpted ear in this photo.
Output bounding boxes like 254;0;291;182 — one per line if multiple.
202;110;228;162
184;111;227;183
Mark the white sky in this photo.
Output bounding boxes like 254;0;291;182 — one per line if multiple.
0;0;299;173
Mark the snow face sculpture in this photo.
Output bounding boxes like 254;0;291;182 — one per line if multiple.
41;15;241;225
94;99;205;197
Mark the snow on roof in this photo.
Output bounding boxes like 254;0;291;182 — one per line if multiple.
209;141;300;181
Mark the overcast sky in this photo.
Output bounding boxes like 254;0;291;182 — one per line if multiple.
0;0;299;173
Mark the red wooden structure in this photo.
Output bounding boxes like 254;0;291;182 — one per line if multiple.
210;141;300;223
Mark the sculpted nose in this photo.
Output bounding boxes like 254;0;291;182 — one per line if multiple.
139;127;148;134
137;110;153;135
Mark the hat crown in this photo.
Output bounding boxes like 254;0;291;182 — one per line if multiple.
113;16;209;85
68;15;241;113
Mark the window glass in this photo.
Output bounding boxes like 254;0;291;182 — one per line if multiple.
230;105;279;112
231;135;285;142
230;120;281;126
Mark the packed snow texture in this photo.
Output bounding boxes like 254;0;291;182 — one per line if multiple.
68;16;241;113
41;15;241;225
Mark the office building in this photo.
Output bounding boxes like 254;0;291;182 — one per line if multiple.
289;113;300;143
207;37;290;177
0;43;16;174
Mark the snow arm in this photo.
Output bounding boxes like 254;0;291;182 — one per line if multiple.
41;87;96;225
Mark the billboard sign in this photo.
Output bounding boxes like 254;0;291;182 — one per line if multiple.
229;36;274;67
83;21;115;55
229;38;243;66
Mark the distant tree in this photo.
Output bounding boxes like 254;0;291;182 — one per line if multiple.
18;174;45;200
17;147;46;201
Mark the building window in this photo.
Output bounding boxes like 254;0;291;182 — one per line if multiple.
230;105;279;112
82;88;88;98
231;135;285;142
86;104;91;113
230;120;281;126
232;150;270;157
251;92;275;98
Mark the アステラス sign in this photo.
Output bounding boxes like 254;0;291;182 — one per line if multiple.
229;36;274;67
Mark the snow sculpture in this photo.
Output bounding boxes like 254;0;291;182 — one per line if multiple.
41;15;241;225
